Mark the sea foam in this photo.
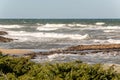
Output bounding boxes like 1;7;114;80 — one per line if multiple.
0;25;23;29
36;24;67;31
6;31;90;42
94;39;120;44
95;22;105;26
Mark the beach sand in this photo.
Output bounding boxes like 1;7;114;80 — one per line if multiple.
103;63;120;73
0;48;33;55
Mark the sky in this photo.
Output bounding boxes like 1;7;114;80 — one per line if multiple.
0;0;120;19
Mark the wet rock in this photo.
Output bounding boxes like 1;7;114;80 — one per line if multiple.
0;36;13;42
24;52;37;59
0;31;8;35
27;44;120;57
65;44;120;51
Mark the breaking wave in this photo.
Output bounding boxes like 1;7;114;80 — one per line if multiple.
94;39;120;44
0;25;24;29
37;27;59;31
103;30;116;33
36;24;68;31
95;22;105;26
6;31;90;42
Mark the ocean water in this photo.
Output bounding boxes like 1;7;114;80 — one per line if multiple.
0;19;120;50
0;19;120;64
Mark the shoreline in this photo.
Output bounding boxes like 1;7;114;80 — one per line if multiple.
31;44;120;56
0;44;120;56
0;48;33;55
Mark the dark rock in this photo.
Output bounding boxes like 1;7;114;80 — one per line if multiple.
0;31;8;35
65;44;120;51
26;44;120;57
0;36;13;42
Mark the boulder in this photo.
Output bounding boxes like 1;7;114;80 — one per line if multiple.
0;36;13;42
0;31;8;35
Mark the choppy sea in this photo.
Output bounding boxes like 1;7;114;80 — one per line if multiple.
0;19;120;64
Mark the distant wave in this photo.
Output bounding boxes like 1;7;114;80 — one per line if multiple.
0;25;24;29
36;23;89;31
36;24;68;31
80;25;120;31
37;27;59;31
67;24;88;27
95;22;105;26
101;26;120;30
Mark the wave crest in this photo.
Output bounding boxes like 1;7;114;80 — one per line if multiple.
6;31;90;42
0;25;23;29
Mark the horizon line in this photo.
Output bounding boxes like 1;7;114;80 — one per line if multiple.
0;18;120;20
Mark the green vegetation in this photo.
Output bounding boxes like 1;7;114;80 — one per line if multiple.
0;53;120;80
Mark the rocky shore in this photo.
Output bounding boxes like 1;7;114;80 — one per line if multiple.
0;36;13;42
0;31;13;42
0;31;119;59
0;31;33;56
65;44;120;51
0;31;8;35
24;44;120;59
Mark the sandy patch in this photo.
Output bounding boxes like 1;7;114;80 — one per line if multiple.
0;48;33;55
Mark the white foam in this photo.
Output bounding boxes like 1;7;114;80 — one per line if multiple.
95;22;105;26
36;24;120;31
93;40;108;44
40;24;66;28
67;24;88;27
36;23;90;31
96;26;120;30
107;39;120;44
6;31;90;42
47;54;79;61
67;24;76;27
93;39;120;44
76;24;88;27
80;25;120;31
36;23;67;31
48;54;63;59
0;25;24;29
103;26;120;30
103;30;116;33
37;27;59;31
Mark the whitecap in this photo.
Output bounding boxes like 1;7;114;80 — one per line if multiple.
43;23;66;27
93;40;108;44
37;27;58;31
0;25;24;29
96;26;120;30
104;26;120;30
95;22;105;26
6;31;90;42
36;23;67;31
93;39;120;44
47;54;80;61
67;24;88;27
76;24;88;27
107;39;120;44
103;30;116;33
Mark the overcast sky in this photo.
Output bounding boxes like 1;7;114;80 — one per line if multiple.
0;0;120;19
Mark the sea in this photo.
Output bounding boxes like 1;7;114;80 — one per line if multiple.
0;19;120;64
